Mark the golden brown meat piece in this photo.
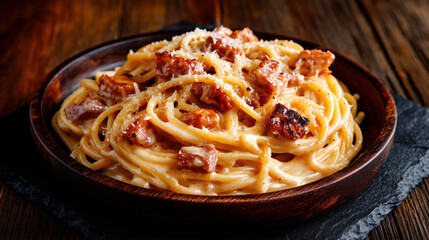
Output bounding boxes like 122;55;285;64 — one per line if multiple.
181;109;219;130
250;57;292;105
122;115;156;147
98;74;136;101
206;35;244;62
193;83;233;112
266;103;309;140
295;49;335;76
155;52;204;79
230;27;258;43
64;97;106;123
177;144;218;173
254;57;291;92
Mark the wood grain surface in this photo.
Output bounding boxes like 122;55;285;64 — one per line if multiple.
0;0;428;239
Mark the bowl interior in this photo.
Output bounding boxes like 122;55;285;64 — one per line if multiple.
32;30;396;223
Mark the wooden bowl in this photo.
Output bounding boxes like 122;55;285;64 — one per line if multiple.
30;30;397;225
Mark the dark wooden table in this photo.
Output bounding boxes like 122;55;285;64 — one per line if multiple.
1;0;428;239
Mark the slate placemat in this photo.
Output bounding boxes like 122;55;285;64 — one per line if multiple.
1;23;429;239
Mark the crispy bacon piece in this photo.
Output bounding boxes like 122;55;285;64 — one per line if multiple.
98;75;136;101
155;52;204;79
266;103;309;140
64;97;106;123
230;27;258;43
250;57;292;105
178;144;218;173
206;35;244;62
193;83;233;112
122;115;156;147
254;57;291;92
181;109;219;130
295;49;335;76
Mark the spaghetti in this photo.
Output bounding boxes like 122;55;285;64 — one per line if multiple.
52;27;363;195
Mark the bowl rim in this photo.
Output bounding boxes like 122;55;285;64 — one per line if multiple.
30;29;397;204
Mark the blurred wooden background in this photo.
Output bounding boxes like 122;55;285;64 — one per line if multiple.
1;0;428;239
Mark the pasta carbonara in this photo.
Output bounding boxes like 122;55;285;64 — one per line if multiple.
52;27;363;195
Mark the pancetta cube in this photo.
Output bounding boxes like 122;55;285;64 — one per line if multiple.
254;57;291;92
177;144;218;173
122;115;156;147
155;52;204;79
98;75;136;101
266;103;309;140
193;83;233;112
295;49;335;76
230;27;258;43
251;57;292;104
64;97;106;123
181;109;219;130
206;35;244;62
